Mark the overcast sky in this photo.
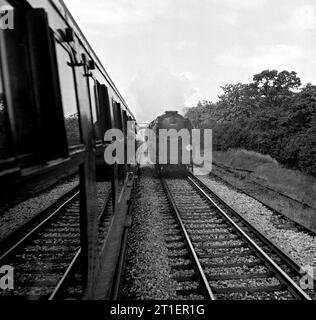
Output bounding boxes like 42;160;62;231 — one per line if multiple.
64;0;316;122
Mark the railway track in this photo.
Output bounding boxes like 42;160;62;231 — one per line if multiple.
161;173;312;300
156;182;211;299
190;173;316;298
0;186;80;258
0;183;113;300
0;189;81;300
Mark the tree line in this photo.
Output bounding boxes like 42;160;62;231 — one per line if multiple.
184;70;316;176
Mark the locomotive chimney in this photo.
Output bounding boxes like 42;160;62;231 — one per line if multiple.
165;111;178;115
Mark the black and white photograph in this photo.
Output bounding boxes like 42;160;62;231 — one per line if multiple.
0;0;316;312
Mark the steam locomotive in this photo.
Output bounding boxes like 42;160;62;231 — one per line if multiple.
148;111;193;174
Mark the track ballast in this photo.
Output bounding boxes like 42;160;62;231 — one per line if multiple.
161;172;311;300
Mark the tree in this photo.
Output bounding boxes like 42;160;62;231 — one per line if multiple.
252;70;301;107
184;69;316;176
184;101;217;128
217;83;259;121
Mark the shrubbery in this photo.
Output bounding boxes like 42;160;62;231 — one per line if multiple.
184;70;316;176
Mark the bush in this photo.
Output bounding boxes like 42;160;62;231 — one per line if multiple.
184;71;316;177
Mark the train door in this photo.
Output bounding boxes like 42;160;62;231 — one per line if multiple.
112;101;124;199
87;76;103;145
59;37;99;297
121;109;128;178
95;83;114;182
96;83;112;140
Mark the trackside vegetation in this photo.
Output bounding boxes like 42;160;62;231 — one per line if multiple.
185;70;316;177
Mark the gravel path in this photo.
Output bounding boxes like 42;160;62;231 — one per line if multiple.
0;175;79;241
199;175;316;274
122;166;178;300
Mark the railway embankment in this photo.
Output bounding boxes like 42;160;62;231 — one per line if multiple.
199;149;316;234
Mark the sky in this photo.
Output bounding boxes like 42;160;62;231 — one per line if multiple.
64;0;316;123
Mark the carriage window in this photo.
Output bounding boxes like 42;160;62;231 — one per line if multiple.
114;101;123;130
89;78;101;141
1;1;13;161
1;3;40;161
0;59;11;159
56;44;81;146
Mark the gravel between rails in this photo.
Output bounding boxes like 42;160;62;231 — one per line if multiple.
209;277;280;289
199;175;316;274
215;291;293;300
0;175;79;241
122;166;178;300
